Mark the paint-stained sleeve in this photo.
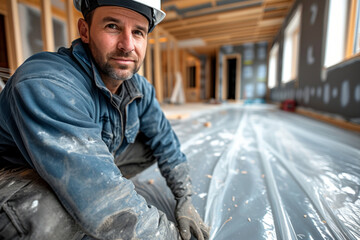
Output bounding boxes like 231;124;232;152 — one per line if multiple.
9;69;180;239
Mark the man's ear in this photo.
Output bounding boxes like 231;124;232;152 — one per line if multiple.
78;18;89;43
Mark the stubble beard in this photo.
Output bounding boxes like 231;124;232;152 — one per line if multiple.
89;39;140;81
100;59;136;81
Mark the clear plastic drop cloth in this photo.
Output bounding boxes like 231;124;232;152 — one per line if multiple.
134;104;360;240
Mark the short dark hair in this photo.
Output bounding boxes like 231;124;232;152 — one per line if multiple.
85;10;94;27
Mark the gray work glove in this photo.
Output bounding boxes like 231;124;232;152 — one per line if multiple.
175;196;210;240
165;163;210;240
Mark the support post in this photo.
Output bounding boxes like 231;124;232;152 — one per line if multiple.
145;38;152;84
65;0;76;46
153;28;163;102
6;0;23;69
166;38;173;98
41;0;54;52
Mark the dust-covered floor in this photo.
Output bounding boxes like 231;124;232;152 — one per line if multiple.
136;103;360;240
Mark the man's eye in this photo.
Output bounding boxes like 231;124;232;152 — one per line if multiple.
134;30;144;37
106;24;118;29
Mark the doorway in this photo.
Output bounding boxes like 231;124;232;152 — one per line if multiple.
185;55;201;102
0;13;10;90
222;54;241;101
0;14;9;69
227;58;237;99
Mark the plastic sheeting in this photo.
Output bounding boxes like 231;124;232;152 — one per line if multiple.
135;104;360;240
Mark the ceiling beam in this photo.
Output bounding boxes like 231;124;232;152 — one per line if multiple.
158;0;294;51
161;5;263;28
162;0;213;9
181;0;263;18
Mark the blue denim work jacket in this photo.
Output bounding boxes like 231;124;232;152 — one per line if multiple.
0;39;185;239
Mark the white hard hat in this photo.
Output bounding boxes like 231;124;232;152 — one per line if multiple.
73;0;166;32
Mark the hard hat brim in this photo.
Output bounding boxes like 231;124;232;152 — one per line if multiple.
74;0;166;32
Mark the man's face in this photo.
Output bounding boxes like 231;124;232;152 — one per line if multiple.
83;6;148;85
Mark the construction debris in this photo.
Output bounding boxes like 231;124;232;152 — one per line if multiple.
204;122;212;127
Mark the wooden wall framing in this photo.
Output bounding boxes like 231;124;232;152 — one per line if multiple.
0;0;81;70
146;26;187;103
0;0;199;104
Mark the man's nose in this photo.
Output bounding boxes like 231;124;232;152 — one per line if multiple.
117;30;135;53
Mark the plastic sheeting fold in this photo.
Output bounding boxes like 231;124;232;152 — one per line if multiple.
136;104;360;240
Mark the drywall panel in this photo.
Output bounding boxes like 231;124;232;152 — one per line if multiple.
269;0;360;121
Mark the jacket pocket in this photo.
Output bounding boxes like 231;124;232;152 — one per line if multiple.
100;115;114;150
125;119;139;143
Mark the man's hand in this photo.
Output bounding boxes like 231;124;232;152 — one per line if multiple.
165;163;210;239
175;197;210;240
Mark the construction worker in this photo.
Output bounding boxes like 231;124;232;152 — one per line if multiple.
0;0;209;239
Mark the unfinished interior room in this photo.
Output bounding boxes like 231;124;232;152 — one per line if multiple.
0;0;359;239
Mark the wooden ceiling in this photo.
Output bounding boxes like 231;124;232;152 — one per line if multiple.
158;0;294;52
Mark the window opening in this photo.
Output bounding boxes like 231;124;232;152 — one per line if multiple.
324;0;349;68
282;5;301;84
268;43;279;89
